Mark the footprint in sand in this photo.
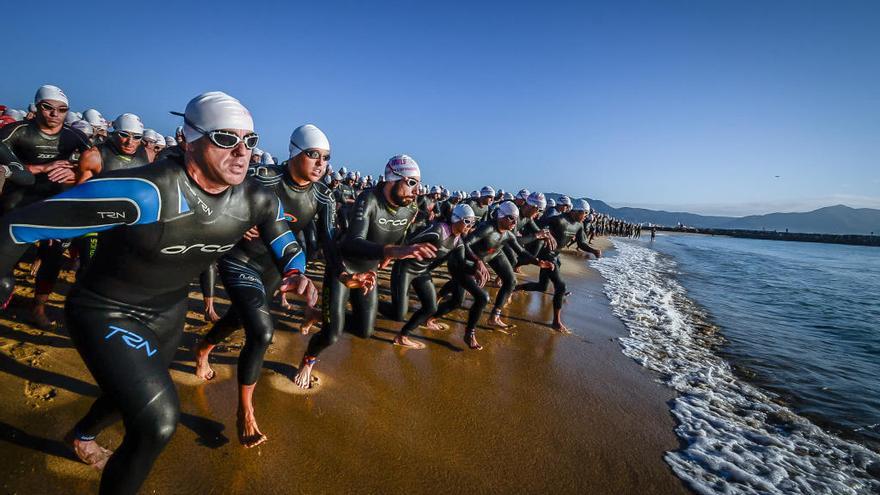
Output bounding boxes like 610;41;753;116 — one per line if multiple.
169;365;234;387
24;381;57;408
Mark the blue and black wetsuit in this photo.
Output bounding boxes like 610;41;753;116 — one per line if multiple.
203;164;338;385
379;221;462;337
0;160;305;495
305;186;416;358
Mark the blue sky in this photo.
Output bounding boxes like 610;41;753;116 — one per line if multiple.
3;0;878;216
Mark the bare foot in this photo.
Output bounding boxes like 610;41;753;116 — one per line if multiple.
65;431;113;470
237;414;267;448
465;331;483;350
293;356;316;389
552;322;572;334
30;307;54;330
193;340;216;381
29;259;41;278
203;303;220;323
487;313;510;329
300;306;321;335
393;335;426;349
423;318;447;331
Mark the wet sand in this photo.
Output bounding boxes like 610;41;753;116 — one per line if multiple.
0;239;690;494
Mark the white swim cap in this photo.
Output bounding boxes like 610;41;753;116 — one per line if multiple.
384;154;421;182
496;201;519;219
346;171;356;180
70;120;94;137
175;125;184;137
557;195;572;207
35;84;68;105
430;185;441;194
527;192;547;209
572;199;590;212
27;103;37;113
83;109;106;128
516;189;530;200
451;203;476;223
502;192;514;201
113;113;145;134
252;147;263;157
164;136;177;146
441;188;450;197
332;171;343;181
480;186;495;197
289;124;330;158
143;129;160;143
261;152;274;165
339;166;348;174
64;112;79;124
470;190;479;198
546;198;556;207
182;91;254;144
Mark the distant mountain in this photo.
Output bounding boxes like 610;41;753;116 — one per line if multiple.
544;194;880;235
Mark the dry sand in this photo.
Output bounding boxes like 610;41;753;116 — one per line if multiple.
0;238;690;494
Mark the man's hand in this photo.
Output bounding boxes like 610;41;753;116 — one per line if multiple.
242;226;259;241
339;271;377;295
383;243;437;262
537;260;555;271
475;260;490;287
279;273;319;307
45;160;75;183
537;229;557;251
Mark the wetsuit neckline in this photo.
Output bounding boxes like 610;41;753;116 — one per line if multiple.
181;163;234;198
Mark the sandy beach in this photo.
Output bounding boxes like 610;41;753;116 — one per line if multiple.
0;238;690;494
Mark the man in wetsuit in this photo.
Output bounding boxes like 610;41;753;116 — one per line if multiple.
194;124;352;447
434;201;554;338
76;113;150;183
516;199;601;333
381;203;477;349
465;185;495;222
0;85;91;327
156;125;185;163
0;91;313;495
292;154;438;389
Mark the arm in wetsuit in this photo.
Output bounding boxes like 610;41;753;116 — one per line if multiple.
0;143;36;186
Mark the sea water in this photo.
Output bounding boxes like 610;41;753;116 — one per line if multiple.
591;233;880;494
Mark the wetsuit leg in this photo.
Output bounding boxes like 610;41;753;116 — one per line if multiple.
349;280;378;338
65;288;186;495
433;280;464;319
204;257;275;385
518;264;552;293
488;254;516;312
436;279;455;300
399;275;437;337
305;269;349;357
548;257;566;310
34;240;65;296
378;261;412;321
199;264;217;299
74;234;99;280
459;275;490;329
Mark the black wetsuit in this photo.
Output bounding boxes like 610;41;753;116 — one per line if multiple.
520;213;593;310
155;144;183;163
464;199;490;222
379;222;462;336
97;139;150;174
0;160;305;495
203;164;337;385
336;181;357;230
435;219;538;325
0;120;91;298
305;186;417;357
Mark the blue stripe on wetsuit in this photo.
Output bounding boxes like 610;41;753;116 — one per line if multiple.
270;230;306;273
10;178;162;243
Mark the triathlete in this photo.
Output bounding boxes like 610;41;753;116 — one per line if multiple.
516;199;600;333
0;85;90;327
76;114;150;182
381;203;477;348
0;91;311;495
194;124;345;447
292;155;437;389
465;186;494;222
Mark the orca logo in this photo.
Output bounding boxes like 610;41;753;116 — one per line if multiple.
105;326;157;357
160;243;235;255
378;218;409;227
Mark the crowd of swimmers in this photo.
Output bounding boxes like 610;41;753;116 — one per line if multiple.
1;85;640;494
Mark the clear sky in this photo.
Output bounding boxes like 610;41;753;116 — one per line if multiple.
3;0;878;216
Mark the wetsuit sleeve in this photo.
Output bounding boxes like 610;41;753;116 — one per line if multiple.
0;176;164;275
0;134;34;186
517;218;541;245
463;223;493;263
256;194;307;275
339;191;385;262
574;224;592;252
314;184;341;272
505;231;538;264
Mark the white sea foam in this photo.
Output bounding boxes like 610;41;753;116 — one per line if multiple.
591;240;880;495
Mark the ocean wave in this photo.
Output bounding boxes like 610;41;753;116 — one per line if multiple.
591;240;880;495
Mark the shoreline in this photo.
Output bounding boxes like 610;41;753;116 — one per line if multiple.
0;238;690;494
